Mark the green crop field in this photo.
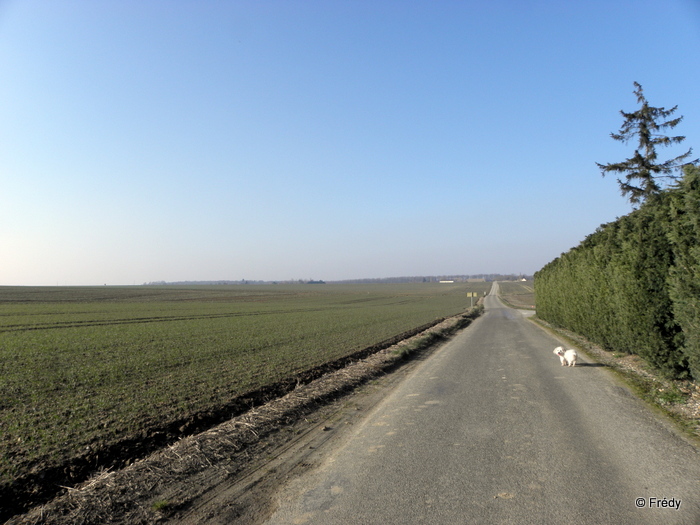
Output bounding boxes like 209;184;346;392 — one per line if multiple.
497;280;536;309
0;282;490;497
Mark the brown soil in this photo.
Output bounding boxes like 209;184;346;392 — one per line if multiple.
5;310;481;524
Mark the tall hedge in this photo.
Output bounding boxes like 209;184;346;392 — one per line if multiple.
535;165;700;379
667;165;700;378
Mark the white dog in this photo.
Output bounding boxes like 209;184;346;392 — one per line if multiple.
554;346;577;367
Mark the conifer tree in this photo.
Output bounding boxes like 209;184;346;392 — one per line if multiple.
597;82;697;205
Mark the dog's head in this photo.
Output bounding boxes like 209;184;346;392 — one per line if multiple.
554;346;565;357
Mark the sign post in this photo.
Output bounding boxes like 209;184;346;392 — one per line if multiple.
466;292;476;307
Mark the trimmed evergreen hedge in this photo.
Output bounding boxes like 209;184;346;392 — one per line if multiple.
535;165;700;379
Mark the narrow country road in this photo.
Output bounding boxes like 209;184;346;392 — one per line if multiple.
265;283;700;524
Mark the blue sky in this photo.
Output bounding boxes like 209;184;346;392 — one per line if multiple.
1;1;699;285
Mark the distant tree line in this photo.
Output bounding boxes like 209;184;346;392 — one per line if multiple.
332;274;531;284
143;280;270;286
144;274;532;287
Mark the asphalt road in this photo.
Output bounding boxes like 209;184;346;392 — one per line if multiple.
265;283;700;524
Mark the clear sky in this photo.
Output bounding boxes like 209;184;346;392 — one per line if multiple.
1;1;699;286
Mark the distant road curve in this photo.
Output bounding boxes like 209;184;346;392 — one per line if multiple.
266;282;700;524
